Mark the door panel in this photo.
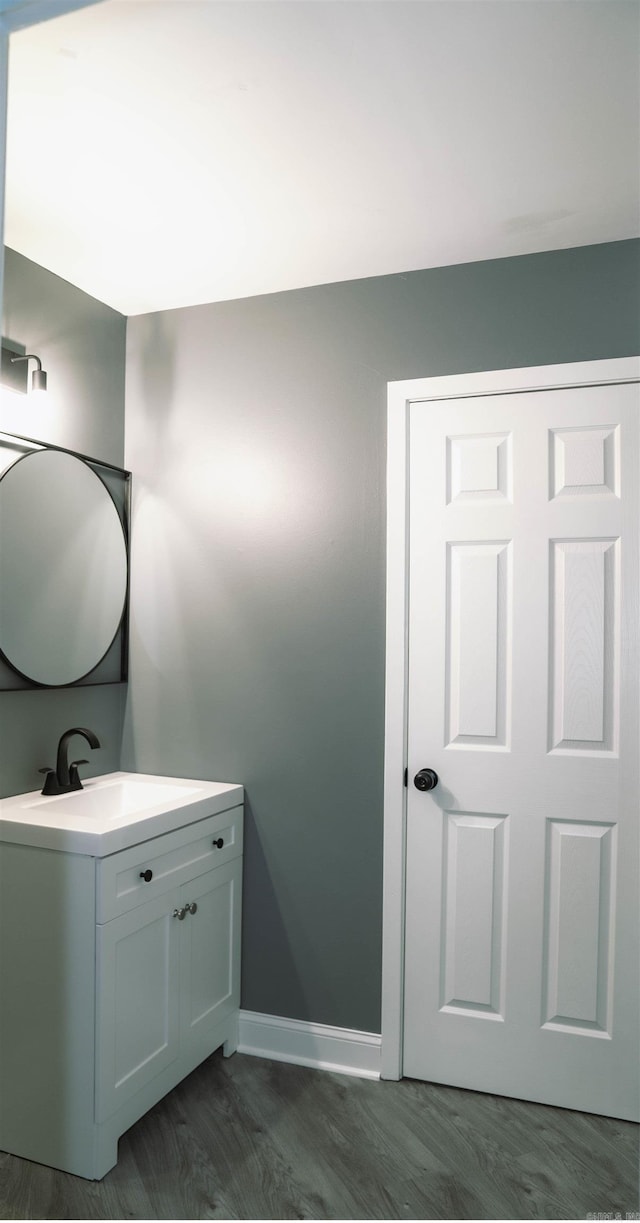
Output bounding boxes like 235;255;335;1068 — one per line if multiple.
549;537;618;752
440;810;508;1019
542;819;615;1034
403;381;638;1120
446;540;511;747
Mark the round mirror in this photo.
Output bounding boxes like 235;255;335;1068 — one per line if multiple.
0;449;128;686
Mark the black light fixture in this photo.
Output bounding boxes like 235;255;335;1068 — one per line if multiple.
1;340;48;394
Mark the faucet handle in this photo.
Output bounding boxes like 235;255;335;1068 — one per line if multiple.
39;768;59;796
69;760;89;791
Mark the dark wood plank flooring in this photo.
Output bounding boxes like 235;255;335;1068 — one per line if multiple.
0;1049;637;1220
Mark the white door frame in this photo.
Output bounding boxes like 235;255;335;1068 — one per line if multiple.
380;355;640;1080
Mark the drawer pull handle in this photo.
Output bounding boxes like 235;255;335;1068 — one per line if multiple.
185;902;198;915
173;907;187;921
212;837;224;849
139;869;153;882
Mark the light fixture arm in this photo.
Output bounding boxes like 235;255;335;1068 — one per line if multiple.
10;353;48;393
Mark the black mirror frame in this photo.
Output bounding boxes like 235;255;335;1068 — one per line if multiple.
0;430;131;690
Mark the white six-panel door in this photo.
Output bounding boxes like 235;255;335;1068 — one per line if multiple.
384;362;639;1120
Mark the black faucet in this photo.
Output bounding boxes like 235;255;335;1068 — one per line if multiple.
39;727;101;796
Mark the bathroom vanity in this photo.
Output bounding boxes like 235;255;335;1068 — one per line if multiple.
0;772;243;1179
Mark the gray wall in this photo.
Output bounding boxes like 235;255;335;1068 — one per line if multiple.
2;239;637;1027
123;239;640;1034
0;247;127;798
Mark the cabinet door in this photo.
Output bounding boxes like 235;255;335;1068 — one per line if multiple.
96;889;181;1122
179;858;242;1062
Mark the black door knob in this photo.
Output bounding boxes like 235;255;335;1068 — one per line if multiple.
139;869;153;882
212;837;224;849
414;768;439;792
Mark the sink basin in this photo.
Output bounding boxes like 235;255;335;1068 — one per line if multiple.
0;771;243;856
25;776;198;820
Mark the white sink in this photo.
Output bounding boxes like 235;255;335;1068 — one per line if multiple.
25;776;198;819
0;771;243;855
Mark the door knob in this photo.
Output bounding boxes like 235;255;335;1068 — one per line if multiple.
414;768;439;792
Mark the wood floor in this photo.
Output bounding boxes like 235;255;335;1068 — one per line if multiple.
0;1048;637;1220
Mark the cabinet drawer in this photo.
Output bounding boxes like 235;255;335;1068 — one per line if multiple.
97;806;243;922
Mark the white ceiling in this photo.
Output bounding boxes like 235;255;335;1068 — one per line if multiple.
4;0;639;317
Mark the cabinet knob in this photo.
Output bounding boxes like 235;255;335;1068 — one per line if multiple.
212;837;224;849
173;907;187;920
139;869;153;882
185;902;198;915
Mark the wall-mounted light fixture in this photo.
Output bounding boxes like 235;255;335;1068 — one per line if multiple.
1;340;48;395
11;353;47;393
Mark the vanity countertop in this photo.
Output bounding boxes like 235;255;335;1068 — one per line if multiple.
0;771;243;857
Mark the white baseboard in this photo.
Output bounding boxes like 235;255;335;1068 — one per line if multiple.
237;1010;381;1080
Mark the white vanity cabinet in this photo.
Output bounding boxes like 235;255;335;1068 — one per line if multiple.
95;810;242;1124
0;781;243;1180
